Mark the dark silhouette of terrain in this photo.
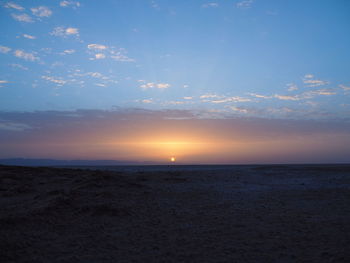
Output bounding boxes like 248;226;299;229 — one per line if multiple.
1;164;350;262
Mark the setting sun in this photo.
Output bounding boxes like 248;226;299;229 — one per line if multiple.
170;157;176;162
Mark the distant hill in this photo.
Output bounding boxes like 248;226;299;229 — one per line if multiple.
0;158;156;167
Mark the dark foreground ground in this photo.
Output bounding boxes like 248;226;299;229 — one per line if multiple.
1;164;350;262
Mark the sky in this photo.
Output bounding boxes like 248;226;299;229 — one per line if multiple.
0;0;350;163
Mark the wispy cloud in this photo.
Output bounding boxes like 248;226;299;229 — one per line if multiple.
14;50;39;61
0;45;11;53
249;93;272;99
274;94;300;101
87;44;134;62
11;13;33;23
236;0;254;9
211;96;251;103
4;2;24;11
41;75;66;86
51;27;79;37
202;3;219;8
31;6;52;17
0;80;9;84
303;74;329;87
287;83;298;91
87;44;108;50
23;34;36;39
140;82;171;90
60;1;80;8
61;49;75;55
0;122;32;131
339;84;350;92
93;53;106;60
10;63;28;70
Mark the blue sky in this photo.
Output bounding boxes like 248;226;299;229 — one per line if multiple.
0;0;349;118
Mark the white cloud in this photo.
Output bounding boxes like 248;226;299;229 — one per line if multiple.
249;93;272;99
202;3;219;8
236;0;254;9
303;74;329;87
14;50;39;61
51;27;79;37
10;63;28;70
66;27;78;35
211;96;251;103
87;44;108;50
142;99;153;104
304;74;314;79
200;94;222;99
0;45;11;53
229;106;250;114
184;96;193;100
287;83;298;91
274;94;300;101
60;1;80;8
140;82;170;90
31;6;52;17
339;84;350;91
11;13;33;23
42;75;66;85
94;53;106;59
303;89;336;97
4;2;24;10
23;34;36;39
62;49;75;55
95;83;106;87
111;53;134;62
0;80;8;84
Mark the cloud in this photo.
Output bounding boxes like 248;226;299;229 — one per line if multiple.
303;74;329;87
60;1;80;8
287;83;298;91
184;97;193;100
202;3;219;8
0;122;32;131
87;44;107;50
31;6;52;17
11;13;33;23
61;49;75;55
142;99;153;104
249;93;272;99
87;44;134;62
23;34;36;39
4;2;24;11
200;94;221;99
94;53;106;59
14;50;39;61
41;76;66;86
110;52;135;62
211;96;251;103
0;45;11;53
339;84;350;92
303;89;336;97
140;82;171;90
200;94;251;103
236;0;254;9
10;63;28;70
274;94;300;101
51;27;79;37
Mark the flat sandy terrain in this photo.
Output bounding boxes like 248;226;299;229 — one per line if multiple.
1;165;350;262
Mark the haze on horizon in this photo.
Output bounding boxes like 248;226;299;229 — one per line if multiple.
0;0;350;164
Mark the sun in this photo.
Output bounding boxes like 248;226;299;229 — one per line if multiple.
170;157;176;162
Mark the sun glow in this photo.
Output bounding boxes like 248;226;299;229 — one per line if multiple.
170;157;176;162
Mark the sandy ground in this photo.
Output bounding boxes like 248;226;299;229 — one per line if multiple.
1;164;350;262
